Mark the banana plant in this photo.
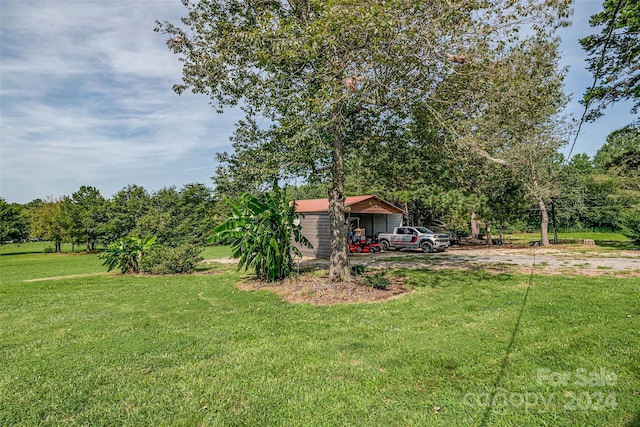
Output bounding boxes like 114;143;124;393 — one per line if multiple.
100;233;157;274
209;186;312;281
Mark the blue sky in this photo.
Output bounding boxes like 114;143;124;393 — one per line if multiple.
0;0;636;204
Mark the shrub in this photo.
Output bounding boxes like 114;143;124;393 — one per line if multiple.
140;244;204;275
362;272;389;290
351;265;366;276
43;246;55;253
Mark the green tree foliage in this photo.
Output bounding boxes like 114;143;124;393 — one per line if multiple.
553;126;639;233
0;198;29;242
103;184;151;243
210;186;311;282
63;186;108;251
580;0;640;120
592;126;640;231
100;234;157;274
136;187;181;246
620;206;640;244
135;184;217;246
157;0;571;281
28;198;67;252
175;183;219;244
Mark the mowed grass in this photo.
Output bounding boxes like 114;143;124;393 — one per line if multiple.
504;232;637;250
1;252;639;426
0;241;104;255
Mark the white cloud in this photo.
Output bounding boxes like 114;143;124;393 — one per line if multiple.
1;0;240;203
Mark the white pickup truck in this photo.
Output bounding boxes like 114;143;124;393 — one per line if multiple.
377;226;450;253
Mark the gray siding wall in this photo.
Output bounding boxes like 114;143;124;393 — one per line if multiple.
297;213;403;259
297;213;331;259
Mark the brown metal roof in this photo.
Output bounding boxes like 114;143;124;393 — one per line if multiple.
294;195;404;214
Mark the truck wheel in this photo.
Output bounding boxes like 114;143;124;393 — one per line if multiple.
380;240;390;252
421;242;433;253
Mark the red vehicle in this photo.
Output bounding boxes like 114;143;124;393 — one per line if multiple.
348;236;381;253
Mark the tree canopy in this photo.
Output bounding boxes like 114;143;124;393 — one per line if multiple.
157;0;571;280
580;0;640;120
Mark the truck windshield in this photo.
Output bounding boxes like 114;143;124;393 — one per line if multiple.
414;227;434;234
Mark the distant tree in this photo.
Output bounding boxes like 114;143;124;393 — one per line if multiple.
63;186;108;251
29;198;66;252
136;187;181;246
176;183;218;244
593;126;640;232
594;125;640;178
0;198;29;243
580;0;640;120
104;184;151;243
135;184;217;246
620;206;640;244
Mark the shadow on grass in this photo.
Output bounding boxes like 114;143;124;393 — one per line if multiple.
480;265;534;426
627;412;640;427
596;241;638;251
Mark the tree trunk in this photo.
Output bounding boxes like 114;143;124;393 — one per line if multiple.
56;240;61;253
328;129;348;282
86;238;91;252
530;162;550;246
499;220;505;241
550;199;558;244
485;220;492;246
471;213;481;239
402;202;410;226
537;196;550;245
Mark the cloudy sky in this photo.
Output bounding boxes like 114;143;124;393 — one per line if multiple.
0;0;636;204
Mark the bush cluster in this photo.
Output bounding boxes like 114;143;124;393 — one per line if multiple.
362;272;389;290
140;244;203;275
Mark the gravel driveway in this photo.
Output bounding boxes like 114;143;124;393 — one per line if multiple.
297;245;640;276
209;245;640;276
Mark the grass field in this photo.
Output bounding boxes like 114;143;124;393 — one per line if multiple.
1;250;639;426
503;232;636;250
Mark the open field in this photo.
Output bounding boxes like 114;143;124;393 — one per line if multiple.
503;232;635;250
1;247;639;426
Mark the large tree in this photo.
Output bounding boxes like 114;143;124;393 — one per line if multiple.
157;0;570;280
103;184;151;243
29;198;66;252
580;0;640;121
0;198;29;243
63;186;108;251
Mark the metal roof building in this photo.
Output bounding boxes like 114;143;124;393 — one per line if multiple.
294;195;403;259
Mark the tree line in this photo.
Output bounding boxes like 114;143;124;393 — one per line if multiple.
0;183;221;252
1;123;638;252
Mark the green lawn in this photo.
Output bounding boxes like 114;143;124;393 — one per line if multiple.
0;241;98;255
503;232;636;250
1;252;638;426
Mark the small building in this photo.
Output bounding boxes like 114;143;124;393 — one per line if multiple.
294;195;404;258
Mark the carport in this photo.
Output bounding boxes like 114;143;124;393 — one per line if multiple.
294;195;404;258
